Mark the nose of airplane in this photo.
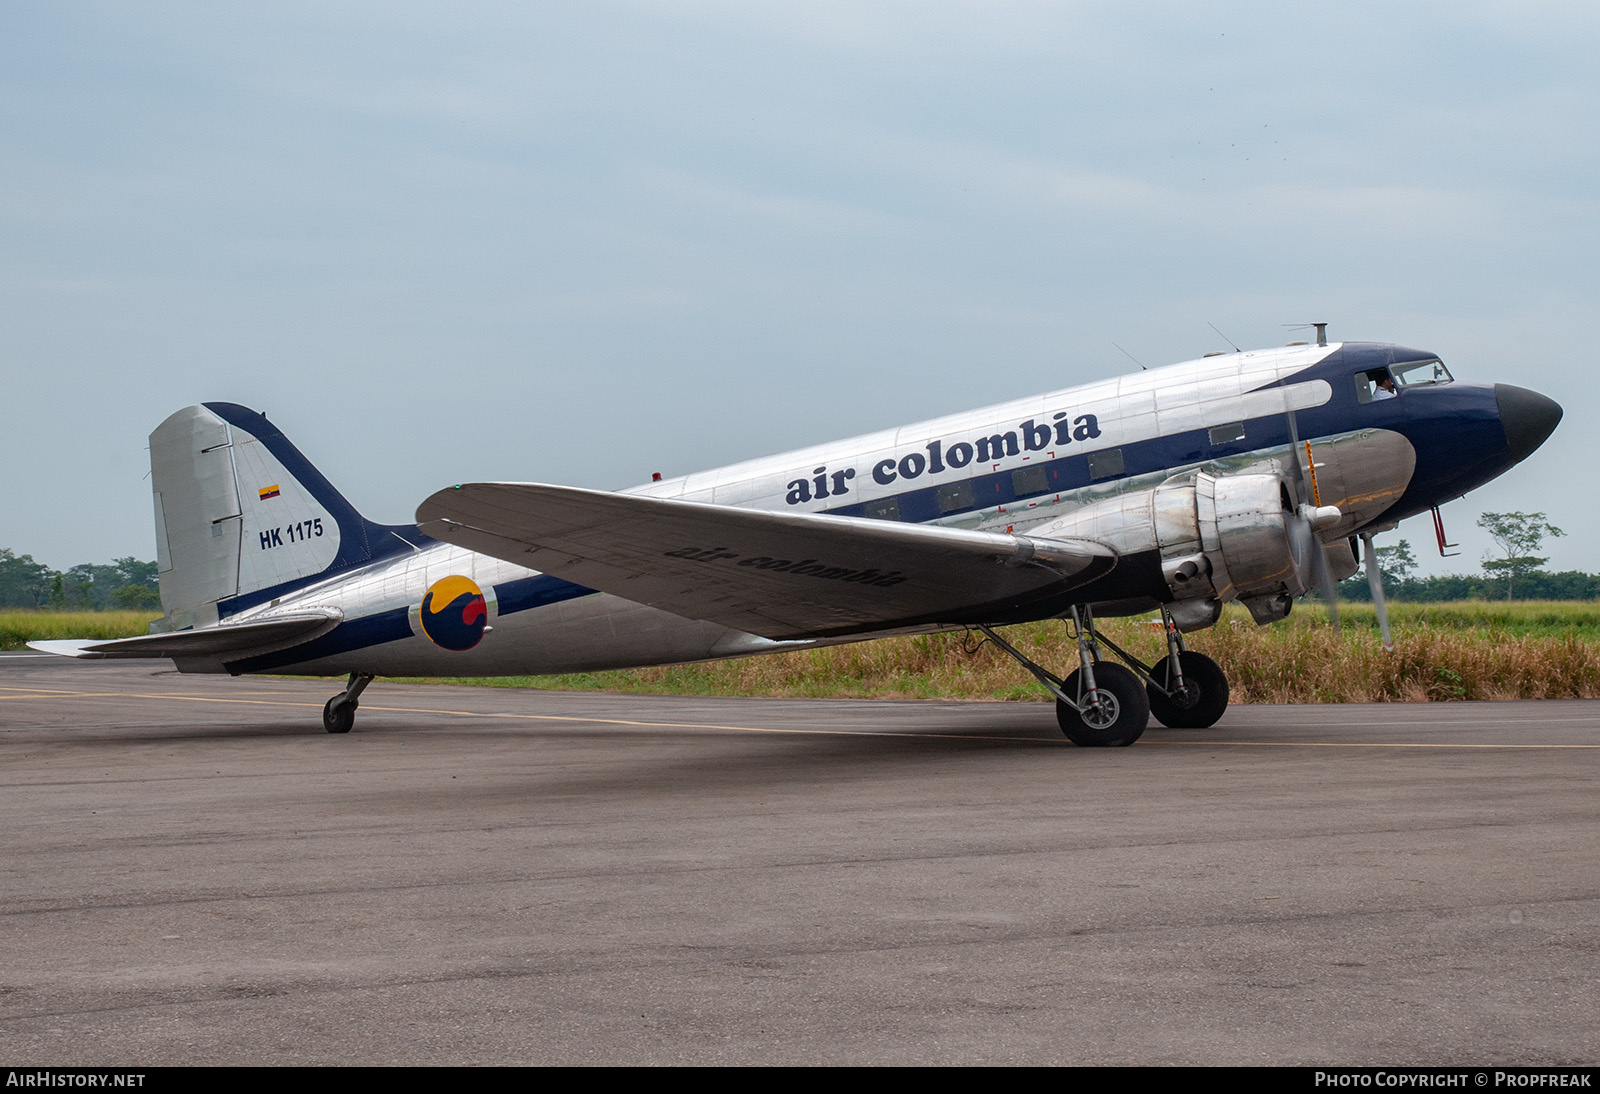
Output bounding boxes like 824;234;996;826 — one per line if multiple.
1494;384;1563;464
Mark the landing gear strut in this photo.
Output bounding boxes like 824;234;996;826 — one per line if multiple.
977;605;1231;745
979;606;1149;747
1071;607;1229;730
323;672;373;734
1140;609;1229;729
1147;650;1229;728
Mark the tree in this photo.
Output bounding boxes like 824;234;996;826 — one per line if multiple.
62;563;110;609
1334;538;1416;600
1376;539;1416;588
1478;511;1564;600
112;557;158;590
113;583;161;610
0;548;161;611
0;548;54;608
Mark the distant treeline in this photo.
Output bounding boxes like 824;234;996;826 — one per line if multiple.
1331;570;1600;602
0;549;160;610
1322;533;1599;602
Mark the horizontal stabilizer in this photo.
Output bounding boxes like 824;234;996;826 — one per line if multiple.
27;609;342;660
417;483;1115;639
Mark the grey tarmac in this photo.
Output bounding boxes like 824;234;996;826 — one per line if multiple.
1;654;1597;1066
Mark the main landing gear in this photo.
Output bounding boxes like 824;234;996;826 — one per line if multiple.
323;672;374;734
977;605;1229;747
1146;648;1229;729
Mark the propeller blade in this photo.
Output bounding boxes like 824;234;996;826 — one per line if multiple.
1284;412;1342;630
1361;532;1394;651
1283;409;1309;504
1314;542;1341;633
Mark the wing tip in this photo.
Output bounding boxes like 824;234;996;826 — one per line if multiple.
25;640;102;658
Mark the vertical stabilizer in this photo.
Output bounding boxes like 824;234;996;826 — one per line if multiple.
149;403;418;629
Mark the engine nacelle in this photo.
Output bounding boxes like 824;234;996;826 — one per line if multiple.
1195;472;1309;604
1027;471;1330;628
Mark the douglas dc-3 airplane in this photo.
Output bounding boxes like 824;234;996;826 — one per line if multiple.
34;331;1561;746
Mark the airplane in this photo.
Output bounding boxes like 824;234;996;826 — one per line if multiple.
32;330;1562;747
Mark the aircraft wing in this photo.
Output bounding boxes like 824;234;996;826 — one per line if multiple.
28;609;342;659
417;483;1116;640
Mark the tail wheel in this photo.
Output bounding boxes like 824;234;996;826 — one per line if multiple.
323;696;356;734
1055;663;1150;747
1147;651;1229;729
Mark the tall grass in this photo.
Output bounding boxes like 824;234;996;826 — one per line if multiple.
1183;607;1600;702
0;610;158;650
423;602;1600;704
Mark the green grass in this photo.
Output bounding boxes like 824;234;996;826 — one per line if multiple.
1;610;159;650
391;601;1600;704
1296;600;1600;637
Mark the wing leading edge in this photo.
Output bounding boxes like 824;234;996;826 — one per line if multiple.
417;483;1116;640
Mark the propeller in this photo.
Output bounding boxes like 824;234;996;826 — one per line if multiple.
1360;532;1395;651
1283;404;1393;650
1283;409;1343;630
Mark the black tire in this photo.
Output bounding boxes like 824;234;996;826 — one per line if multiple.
1055;662;1150;747
323;696;356;734
1146;651;1229;729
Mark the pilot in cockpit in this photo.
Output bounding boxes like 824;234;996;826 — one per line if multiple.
1358;359;1451;403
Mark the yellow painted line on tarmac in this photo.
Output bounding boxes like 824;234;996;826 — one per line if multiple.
0;687;124;698
4;684;1600;748
1143;738;1600;750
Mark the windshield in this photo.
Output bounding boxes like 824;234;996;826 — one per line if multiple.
1392;358;1452;388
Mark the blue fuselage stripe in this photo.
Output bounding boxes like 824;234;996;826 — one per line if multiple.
228;607;414;674
494;574;594;615
224;574;595;672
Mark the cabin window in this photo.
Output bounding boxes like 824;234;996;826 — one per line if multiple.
1087;448;1124;481
864;497;901;521
937;481;973;513
1011;466;1048;497
1208;422;1245;445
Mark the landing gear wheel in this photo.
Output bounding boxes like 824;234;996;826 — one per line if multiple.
1055;663;1150;747
1147;651;1229;729
323;696;356;734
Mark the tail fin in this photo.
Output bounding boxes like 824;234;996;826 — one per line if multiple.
149;403;423;628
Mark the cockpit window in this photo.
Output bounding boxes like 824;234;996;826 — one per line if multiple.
1355;359;1452;403
1355;369;1399;403
1392;358;1452;388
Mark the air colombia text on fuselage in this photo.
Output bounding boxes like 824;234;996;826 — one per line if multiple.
783;413;1103;505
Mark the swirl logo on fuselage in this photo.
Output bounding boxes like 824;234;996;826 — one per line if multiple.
419;575;488;651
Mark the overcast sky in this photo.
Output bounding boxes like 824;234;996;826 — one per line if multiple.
4;1;1596;577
